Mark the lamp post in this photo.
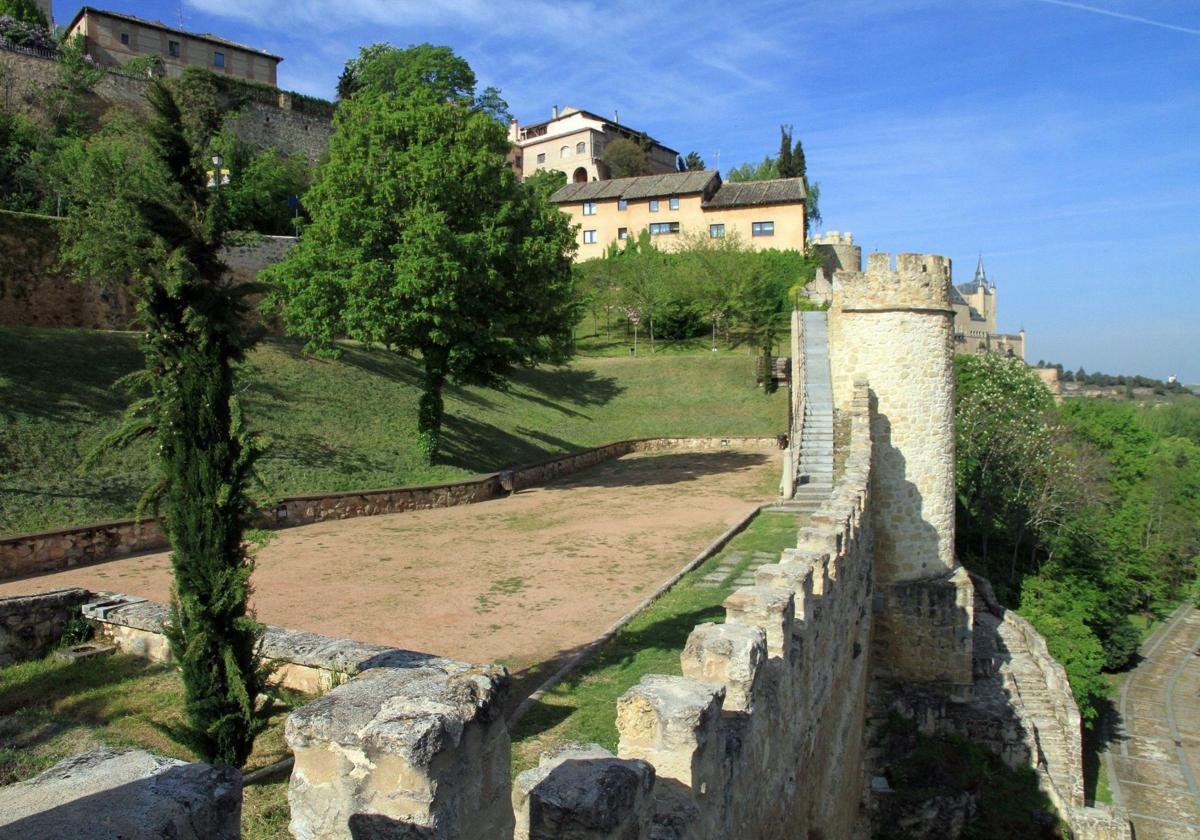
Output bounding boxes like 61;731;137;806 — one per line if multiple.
206;154;229;190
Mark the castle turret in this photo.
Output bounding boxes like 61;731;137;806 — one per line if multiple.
828;252;973;695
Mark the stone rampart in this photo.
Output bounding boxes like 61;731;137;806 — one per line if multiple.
781;308;805;497
0;436;781;581
513;381;875;839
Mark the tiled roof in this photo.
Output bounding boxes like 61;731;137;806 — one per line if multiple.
702;178;807;209
950;286;969;306
550;171;719;203
69;7;283;60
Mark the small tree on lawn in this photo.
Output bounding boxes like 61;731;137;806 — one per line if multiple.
57;82;268;767
265;44;577;461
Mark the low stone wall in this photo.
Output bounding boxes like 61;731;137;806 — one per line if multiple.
0;436;781;581
0;587;92;665
81;593;451;694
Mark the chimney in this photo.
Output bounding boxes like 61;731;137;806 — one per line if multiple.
552;105;558;119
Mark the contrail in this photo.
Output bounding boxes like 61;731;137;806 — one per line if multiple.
1030;0;1200;36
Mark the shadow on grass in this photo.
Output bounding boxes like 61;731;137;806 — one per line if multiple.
1082;696;1120;805
0;655;169;717
0;328;143;424
437;414;578;472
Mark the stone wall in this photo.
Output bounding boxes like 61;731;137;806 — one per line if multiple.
0;45;331;164
0;436;781;581
515;382;876;839
0;211;296;329
0;587;92;665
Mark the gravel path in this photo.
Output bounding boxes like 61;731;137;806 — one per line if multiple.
1107;602;1200;838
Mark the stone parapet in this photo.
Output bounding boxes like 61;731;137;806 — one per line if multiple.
0;436;782;581
285;661;513;840
835;252;954;313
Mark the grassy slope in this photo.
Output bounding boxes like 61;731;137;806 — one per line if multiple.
0;326;786;537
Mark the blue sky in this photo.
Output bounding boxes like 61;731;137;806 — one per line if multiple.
65;1;1199;381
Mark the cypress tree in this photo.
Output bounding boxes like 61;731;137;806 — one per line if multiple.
792;136;807;180
65;82;268;766
778;124;795;178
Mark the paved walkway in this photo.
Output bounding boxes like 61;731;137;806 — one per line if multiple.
1106;603;1200;838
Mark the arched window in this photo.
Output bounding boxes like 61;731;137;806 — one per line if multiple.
576;141;586;155
572;167;588;183
560;146;570;159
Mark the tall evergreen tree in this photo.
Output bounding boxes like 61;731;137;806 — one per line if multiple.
57;83;268;767
778;125;795;178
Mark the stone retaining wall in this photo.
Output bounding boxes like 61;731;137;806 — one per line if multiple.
0;436;780;581
0;587;92;665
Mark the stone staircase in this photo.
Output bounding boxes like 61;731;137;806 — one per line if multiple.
770;311;834;514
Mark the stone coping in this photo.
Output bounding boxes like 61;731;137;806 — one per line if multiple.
81;593;456;676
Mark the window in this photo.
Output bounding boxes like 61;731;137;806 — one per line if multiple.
213;51;225;68
618;227;628;240
709;223;725;238
582;201;598;216
560;146;569;159
669;196;680;210
536;152;546;164
168;40;180;57
649;222;680;235
583;229;598;244
120;32;130;46
618;198;627;211
649;199;660;213
576;141;586;154
752;221;775;237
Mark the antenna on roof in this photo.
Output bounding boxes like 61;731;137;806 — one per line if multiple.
714;149;720;171
177;2;185;27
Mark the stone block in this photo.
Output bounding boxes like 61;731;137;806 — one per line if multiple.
680;622;767;714
513;742;654;840
723;585;795;659
0;748;241;839
286;662;512;840
616;674;724;793
754;561;814;618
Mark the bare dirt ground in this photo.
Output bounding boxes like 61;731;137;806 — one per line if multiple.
1;449;779;697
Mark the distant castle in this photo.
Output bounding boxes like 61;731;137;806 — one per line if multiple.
810;235;1026;361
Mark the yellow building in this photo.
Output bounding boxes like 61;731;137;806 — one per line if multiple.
65;7;281;86
550;170;807;258
509;106;678;183
951;257;1026;359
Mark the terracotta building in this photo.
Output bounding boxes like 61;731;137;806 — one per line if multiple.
64;7;281;86
509;106;678;183
550;170;807;258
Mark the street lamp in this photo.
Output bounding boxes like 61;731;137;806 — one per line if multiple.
206;154;230;190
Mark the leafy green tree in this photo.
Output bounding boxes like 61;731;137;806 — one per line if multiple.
729;127;820;228
683;150;705;171
266;44;577;461
42;35;105;137
57;83;268;766
210;132;309;235
601;137;652;178
726;156;779;182
0;0;48;28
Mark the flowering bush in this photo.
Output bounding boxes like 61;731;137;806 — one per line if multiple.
0;15;56;52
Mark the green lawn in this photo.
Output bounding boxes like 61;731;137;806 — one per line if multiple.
0;652;302;839
0;326;787;537
509;510;802;775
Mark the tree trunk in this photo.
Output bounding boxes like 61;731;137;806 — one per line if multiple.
418;351;448;462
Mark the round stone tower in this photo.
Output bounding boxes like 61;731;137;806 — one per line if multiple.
811;231;862;277
827;252;973;692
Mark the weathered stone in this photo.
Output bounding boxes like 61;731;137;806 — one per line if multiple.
722;585;794;659
513;742;654;840
286;662;513;840
680;622;766;713
0;588;93;665
0;748;241;839
616;675;723;793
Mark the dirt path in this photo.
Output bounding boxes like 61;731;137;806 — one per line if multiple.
1107;603;1200;838
1;449;778;690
